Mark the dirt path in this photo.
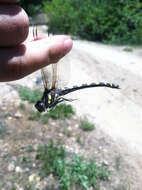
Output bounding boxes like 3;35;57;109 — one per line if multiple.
62;40;142;155
0;27;142;189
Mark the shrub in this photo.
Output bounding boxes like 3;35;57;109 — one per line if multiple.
43;0;142;44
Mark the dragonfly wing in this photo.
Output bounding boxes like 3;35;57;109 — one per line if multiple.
41;55;70;90
41;65;54;90
55;55;70;88
52;63;57;89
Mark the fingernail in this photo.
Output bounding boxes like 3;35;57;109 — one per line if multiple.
64;39;73;53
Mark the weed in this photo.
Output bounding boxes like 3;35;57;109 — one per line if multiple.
36;139;66;178
11;187;17;190
115;156;121;170
76;135;84;146
0;183;4;189
22;156;29;163
28;111;41;121
18;87;42;104
28;104;75;123
63;128;72;137
0;120;8;138
36;140;110;190
123;47;133;52
80;119;95;131
76;135;81;144
48;104;75;119
19;102;26;110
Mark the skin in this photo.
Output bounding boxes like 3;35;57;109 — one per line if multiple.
0;0;73;82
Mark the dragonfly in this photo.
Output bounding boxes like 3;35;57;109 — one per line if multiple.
33;27;120;113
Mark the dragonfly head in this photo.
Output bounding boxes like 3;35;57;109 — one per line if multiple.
35;101;46;112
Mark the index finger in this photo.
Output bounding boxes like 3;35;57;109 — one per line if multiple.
0;0;19;3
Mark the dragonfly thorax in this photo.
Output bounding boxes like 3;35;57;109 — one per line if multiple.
35;89;61;112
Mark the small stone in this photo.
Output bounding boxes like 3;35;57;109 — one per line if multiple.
32;163;36;167
68;126;72;131
102;160;109;166
51;121;56;126
15;166;23;173
25;168;30;172
74;124;79;129
59;133;63;137
89;186;94;190
8;162;15;171
71;137;76;142
98;146;102;150
8;116;12;120
29;173;40;183
14;111;22;118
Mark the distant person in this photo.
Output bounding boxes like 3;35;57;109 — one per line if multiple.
0;0;72;82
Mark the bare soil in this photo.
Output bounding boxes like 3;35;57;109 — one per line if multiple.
0;26;142;189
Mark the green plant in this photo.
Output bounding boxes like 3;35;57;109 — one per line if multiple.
28;111;41;121
123;47;133;52
28;104;75;123
19;102;26;110
80;119;95;131
0;183;4;189
36;140;110;190
36;139;66;178
18;87;42;104
48;104;75;119
11;187;16;190
63;128;72;137
76;135;81;144
22;156;29;163
44;0;142;45
0;120;8;138
115;156;121;171
19;0;46;16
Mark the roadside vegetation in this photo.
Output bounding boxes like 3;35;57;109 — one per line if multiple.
0;84;134;189
80;118;95;131
18;87;42;104
36;140;110;190
28;103;75;124
19;0;142;45
12;86;108;190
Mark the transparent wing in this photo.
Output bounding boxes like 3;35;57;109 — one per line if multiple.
32;25;70;90
54;55;70;88
41;56;70;90
52;63;57;89
41;64;57;90
41;68;50;90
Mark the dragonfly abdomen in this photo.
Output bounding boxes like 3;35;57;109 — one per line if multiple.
59;82;119;96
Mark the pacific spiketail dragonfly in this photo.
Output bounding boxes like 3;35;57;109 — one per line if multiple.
33;27;120;112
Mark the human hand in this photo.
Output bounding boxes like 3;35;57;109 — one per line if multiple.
0;0;73;82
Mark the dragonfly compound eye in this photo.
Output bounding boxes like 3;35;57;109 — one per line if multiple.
35;101;46;112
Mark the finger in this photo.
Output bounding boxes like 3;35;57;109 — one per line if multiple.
0;35;73;82
0;5;29;46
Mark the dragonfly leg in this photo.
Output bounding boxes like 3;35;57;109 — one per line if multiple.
48;97;64;109
60;97;76;102
48;97;76;110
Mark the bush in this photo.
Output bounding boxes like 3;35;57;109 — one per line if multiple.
43;0;142;44
19;0;46;16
